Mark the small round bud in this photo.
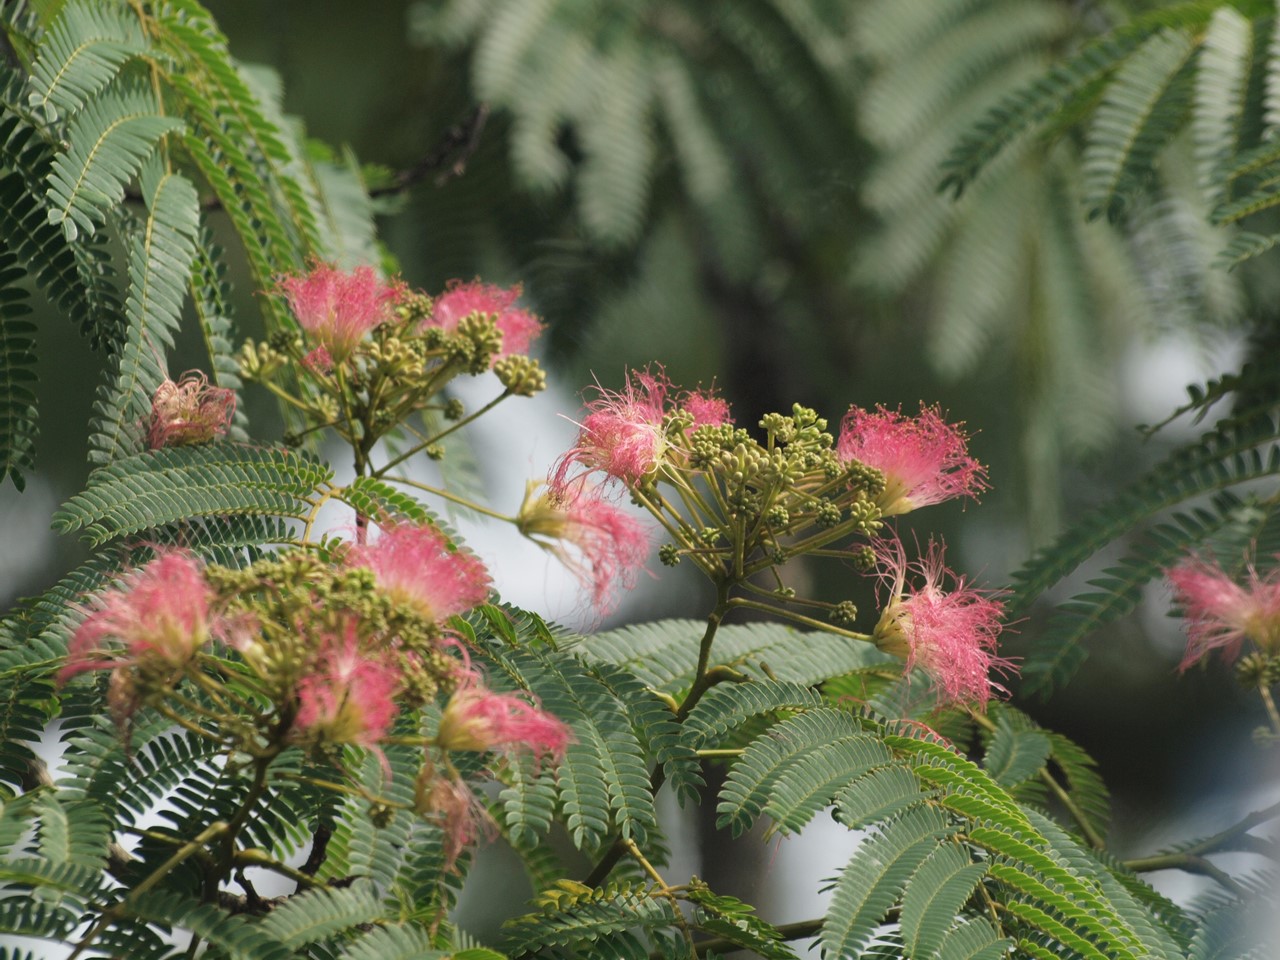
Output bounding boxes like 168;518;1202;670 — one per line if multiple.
830;600;858;626
816;500;843;528
368;802;395;829
426;445;445;460
494;355;547;397
282;431;303;448
445;397;466;420
766;505;790;527
850;545;877;572
658;544;682;567
268;330;296;352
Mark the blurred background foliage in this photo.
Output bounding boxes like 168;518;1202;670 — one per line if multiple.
7;0;1280;919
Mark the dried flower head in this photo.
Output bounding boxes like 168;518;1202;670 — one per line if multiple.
279;263;401;361
1166;554;1280;669
59;550;214;687
871;538;1014;706
147;372;236;449
426;280;544;361
436;686;571;763
414;769;492;870
517;481;650;616
837;404;986;515
295;620;401;748
349;522;491;623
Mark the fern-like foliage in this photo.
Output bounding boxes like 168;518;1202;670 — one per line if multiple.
52;442;332;546
1009;402;1280;693
0;247;36;490
852;0;1246;535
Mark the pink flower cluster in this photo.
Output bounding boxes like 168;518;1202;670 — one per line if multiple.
294;618;401;748
519;482;650;617
872;538;1014;706
837;404;986;515
147;373;236;449
424;280;544;362
279;263;402;361
59;549;214;687
551;367;730;493
348;522;492;622
1166;554;1280;669
436;685;570;764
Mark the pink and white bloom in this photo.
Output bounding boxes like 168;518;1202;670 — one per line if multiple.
837;404;987;515
871;538;1014;706
425;280;544;361
517;482;650;616
349;522;491;623
279;263;401;361
551;368;671;493
436;686;571;763
1166;555;1280;669
295;621;401;747
59;550;214;686
147;372;236;449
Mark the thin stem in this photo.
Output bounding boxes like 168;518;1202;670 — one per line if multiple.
302;484;341;544
1122;853;1247;896
1258;685;1280;737
234;848;320;889
725;597;872;644
373;390;511;477
382;474;517;522
623;839;696;955
1124;798;1280;874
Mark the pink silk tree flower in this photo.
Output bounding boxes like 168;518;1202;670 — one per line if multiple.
295;622;401;748
551;368;671;493
435;686;570;764
426;280;544;360
58;550;214;686
517;481;650;616
871;538;1014;707
147;372;236;449
1166;555;1280;669
682;390;732;429
349;522;491;623
837;404;987;516
279;263;401;362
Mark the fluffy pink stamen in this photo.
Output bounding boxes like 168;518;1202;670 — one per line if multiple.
349;522;491;622
551;368;670;493
437;686;571;763
838;404;987;514
279;263;401;361
425;280;544;361
59;550;214;686
295;621;401;748
873;537;1014;706
1167;554;1280;669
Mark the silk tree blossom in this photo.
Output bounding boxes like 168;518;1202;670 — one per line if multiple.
517;481;650;615
1166;554;1280;669
59;549;215;686
295;620;401;748
279;263;401;361
871;538;1014;706
349;522;491;623
425;280;544;361
837;404;987;516
682;391;732;429
551;368;670;493
147;372;236;449
435;686;571;764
